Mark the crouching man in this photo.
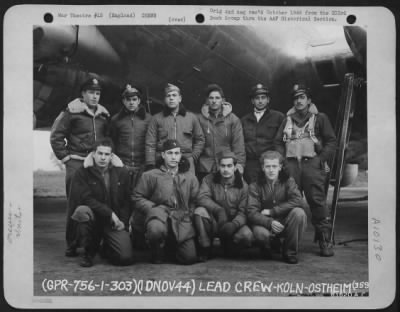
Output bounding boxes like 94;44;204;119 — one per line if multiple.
131;140;199;264
247;151;307;264
194;151;253;260
68;138;134;267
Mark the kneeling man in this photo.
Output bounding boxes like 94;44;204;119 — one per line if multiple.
194;151;253;260
132;140;199;264
69;138;134;267
247;151;307;264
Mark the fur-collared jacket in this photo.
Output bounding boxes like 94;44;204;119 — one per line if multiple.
110;105;151;168
68;153;132;229
197;102;246;173
241;107;284;160
197;171;247;227
145;105;205;166
247;175;304;230
131;156;199;233
50;98;110;163
274;104;337;163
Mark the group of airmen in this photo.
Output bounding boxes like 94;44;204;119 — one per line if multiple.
50;77;337;267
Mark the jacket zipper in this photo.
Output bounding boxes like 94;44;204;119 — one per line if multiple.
93;116;97;142
131;115;135;164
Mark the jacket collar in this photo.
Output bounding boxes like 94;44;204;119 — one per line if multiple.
286;103;318;116
67;98;110;117
83;152;124;168
156;155;190;174
201;101;232;119
247;107;271;121
162;104;187;117
212;170;244;189
118;105;147;120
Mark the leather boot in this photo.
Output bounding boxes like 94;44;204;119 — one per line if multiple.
80;252;94;267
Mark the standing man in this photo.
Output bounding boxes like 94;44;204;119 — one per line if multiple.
132;140;199;264
197;84;245;181
241;83;284;184
145;83;205;174
68;138;134;267
110;84;151;187
194;151;253;261
50;77;110;256
247;151;307;264
274;83;337;257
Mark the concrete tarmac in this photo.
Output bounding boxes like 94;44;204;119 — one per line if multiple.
34;188;368;297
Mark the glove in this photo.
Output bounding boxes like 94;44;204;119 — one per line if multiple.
145;164;155;172
215;209;228;228
219;221;239;240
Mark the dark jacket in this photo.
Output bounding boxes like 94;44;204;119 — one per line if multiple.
69;153;132;229
197;171;247;227
145;105;205;166
197;103;246;173
110;105;151;168
247;177;304;230
50;98;110;162
241;108;284;160
274;104;337;163
131;156;199;232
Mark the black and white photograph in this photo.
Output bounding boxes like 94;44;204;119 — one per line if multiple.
3;5;396;309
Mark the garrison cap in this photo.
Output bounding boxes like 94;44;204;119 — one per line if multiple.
217;150;237;162
164;83;180;95
80;77;102;92
122;84;141;98
292;83;311;98
250;83;269;97
162;139;181;152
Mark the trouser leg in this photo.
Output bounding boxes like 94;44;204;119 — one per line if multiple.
232;225;254;248
65;159;83;249
252;225;272;249
302;158;334;256
193;207;214;248
102;225;134;266
145;219;168;263
175;238;198;265
70;206;100;266
281;208;307;256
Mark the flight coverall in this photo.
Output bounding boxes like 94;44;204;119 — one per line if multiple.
68;154;134;265
131;157;199;264
194;171;253;258
274;104;337;243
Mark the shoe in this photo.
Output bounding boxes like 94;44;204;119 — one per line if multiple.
80;254;93;267
65;247;78;257
283;254;298;264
